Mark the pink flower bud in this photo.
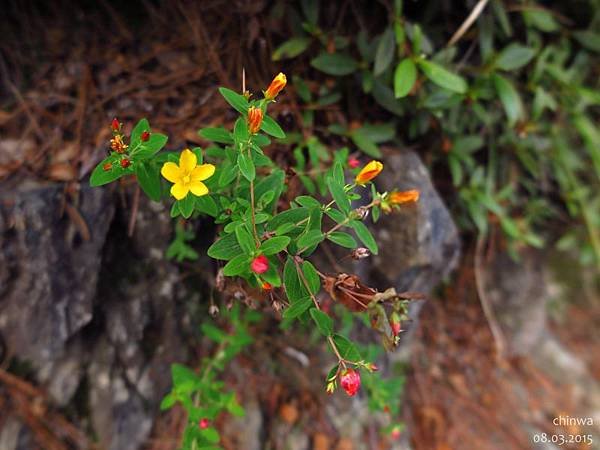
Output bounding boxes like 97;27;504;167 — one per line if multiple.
348;157;360;169
340;368;361;397
199;418;209;429
251;255;269;274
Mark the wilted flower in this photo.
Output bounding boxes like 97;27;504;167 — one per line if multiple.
208;304;219;317
326;381;336;395
161;149;215;200
355;160;383;185
247;106;263;134
251;255;269;274
340;368;361;396
110;134;128;153
264;72;287;100
351;247;370;260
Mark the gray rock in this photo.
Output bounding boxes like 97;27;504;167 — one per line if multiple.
369;148;460;293
0;181;113;364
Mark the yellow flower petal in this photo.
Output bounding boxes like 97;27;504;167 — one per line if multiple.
355;160;383;185
179;149;197;173
191;164;216;181
171;182;190;200
161;162;182;183
189;181;209;197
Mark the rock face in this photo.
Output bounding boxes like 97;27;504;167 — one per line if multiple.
369;148;461;293
0;182;189;450
0;150;463;450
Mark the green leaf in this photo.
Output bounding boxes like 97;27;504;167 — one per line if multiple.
223;254;251;276
311;52;358;76
350;221;378;255
327;231;357;248
134;133;168;159
394;58;417;98
199;427;220;444
331;334;361;361
327;178;351;214
417;59;467;94
573;30;600;53
178;195;195;219
171;363;199;386
238;151;255;182
374;27;396;76
495;44;536;71
235;225;255;254
283;257;309;302
219;87;249;114
199;127;233;144
523;9;559;32
261;115;286;139
295;196;321;209
350;128;382;157
283;297;313;320
297;229;324;249
160;394;176;411
207;233;242;260
195;195;218;217
89;154;125;187
234;118;249;143
135;161;161;201
130;118;150;147
326;208;346;224
302;261;320;295
272;37;311;60
493;74;523;126
260;236;291;255
310;309;333;336
267;207;310;232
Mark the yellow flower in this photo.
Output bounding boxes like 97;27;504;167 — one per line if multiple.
248;106;263;134
264;73;287;100
161;149;215;200
381;189;420;213
355;160;383;185
389;189;419;204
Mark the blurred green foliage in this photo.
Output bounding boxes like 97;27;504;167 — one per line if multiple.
269;0;600;267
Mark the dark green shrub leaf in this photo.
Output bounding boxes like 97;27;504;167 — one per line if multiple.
311;52;358;76
207;233;242;260
394;58;417;98
260;236;291;255
327;231;357;248
219;87;249;113
310;309;333;336
418;59;467;94
261;115;286;138
199;127;234;144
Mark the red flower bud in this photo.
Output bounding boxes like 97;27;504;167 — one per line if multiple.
141;131;150;142
103;162;113;171
251;255;269;274
111;118;120;132
199;418;209;429
348;157;360;169
120;158;131;169
340;368;361;397
261;281;272;291
391;320;401;337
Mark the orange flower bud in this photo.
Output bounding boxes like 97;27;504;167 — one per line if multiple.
247;106;263;134
261;281;273;291
264;73;287;100
389;189;419;205
355;160;383;185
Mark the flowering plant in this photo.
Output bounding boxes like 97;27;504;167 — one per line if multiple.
90;73;419;448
